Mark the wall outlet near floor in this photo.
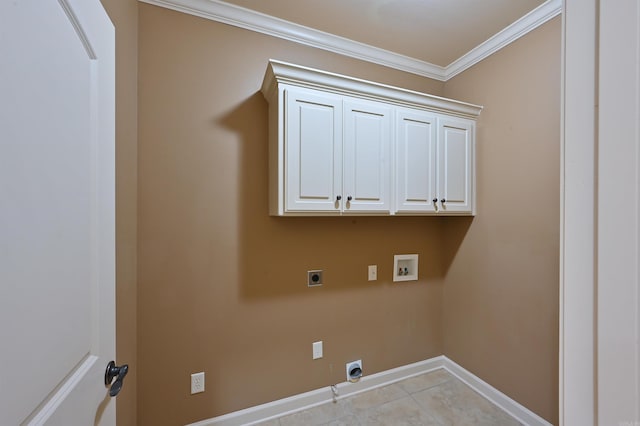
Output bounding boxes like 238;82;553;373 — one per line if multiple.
191;372;205;394
312;341;323;359
368;265;377;281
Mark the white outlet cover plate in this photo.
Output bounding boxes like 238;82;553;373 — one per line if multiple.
312;341;323;359
368;265;377;281
191;372;205;394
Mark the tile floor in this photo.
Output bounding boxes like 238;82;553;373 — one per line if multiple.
255;369;522;426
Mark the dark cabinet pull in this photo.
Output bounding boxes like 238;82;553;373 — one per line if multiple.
432;198;438;203
336;195;342;201
441;198;446;203
347;196;353;201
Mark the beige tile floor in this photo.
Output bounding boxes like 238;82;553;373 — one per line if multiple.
255;369;522;426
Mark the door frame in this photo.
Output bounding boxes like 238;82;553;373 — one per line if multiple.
560;0;640;423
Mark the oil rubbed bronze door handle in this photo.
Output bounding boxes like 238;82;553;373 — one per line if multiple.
104;360;129;397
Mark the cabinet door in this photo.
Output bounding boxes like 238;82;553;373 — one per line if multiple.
285;87;343;212
396;109;437;213
343;98;392;213
437;118;474;214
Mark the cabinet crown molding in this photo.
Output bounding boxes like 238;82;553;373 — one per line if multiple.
262;59;483;120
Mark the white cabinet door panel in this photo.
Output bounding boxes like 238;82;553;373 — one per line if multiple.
285;88;342;212
344;99;391;213
438;118;474;214
396;109;437;213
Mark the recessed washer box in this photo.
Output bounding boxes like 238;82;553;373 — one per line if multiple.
393;254;418;282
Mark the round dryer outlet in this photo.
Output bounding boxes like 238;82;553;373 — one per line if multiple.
346;360;362;383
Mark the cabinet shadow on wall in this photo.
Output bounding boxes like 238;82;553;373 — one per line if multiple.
218;92;473;300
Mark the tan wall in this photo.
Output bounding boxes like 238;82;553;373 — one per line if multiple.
442;17;561;424
137;4;560;425
98;0;138;424
138;4;446;425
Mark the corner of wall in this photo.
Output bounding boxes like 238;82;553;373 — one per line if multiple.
99;0;139;424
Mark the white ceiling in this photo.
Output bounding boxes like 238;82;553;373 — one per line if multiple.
219;0;547;66
141;0;561;80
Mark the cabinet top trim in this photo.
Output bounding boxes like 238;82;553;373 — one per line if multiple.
261;59;483;119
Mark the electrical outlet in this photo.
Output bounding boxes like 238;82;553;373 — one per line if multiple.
308;270;323;286
191;372;205;394
368;265;377;281
313;341;323;359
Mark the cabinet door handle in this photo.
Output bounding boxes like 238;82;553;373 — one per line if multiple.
441;198;446;203
432;198;438;203
336;195;342;201
347;196;353;201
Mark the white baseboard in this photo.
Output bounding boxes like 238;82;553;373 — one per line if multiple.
186;356;552;426
441;358;553;426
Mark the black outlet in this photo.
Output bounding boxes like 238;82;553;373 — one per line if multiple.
307;270;323;286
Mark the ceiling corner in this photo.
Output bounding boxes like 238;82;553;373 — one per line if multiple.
138;0;561;82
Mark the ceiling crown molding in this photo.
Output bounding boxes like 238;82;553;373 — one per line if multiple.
139;0;561;81
445;0;562;79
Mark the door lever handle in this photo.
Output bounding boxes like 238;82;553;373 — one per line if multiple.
105;360;129;397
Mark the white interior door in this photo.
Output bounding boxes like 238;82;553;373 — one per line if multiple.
0;1;116;425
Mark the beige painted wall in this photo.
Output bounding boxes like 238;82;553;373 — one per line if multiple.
137;4;560;425
137;4;447;425
98;0;138;424
442;17;560;424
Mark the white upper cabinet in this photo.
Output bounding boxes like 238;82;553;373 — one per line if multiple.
285;87;343;212
395;111;476;215
395;108;438;213
343;98;392;213
281;90;392;215
437;118;474;214
262;60;482;216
